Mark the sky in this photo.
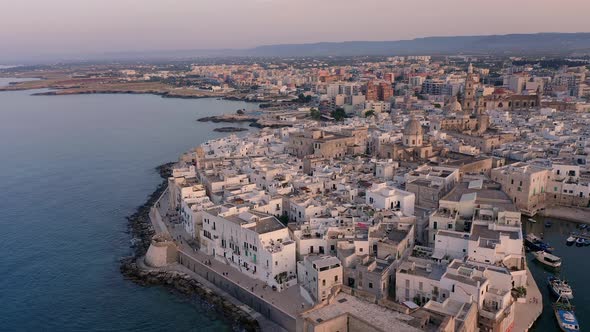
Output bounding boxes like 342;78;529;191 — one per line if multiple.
1;0;589;62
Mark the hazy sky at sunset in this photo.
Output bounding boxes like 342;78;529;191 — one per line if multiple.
1;0;589;61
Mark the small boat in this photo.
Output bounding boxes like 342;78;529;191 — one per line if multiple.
566;236;576;246
584;239;590;247
576;238;585;247
548;276;574;300
528;218;537;223
525;233;555;253
577;224;587;230
554;297;579;332
545;221;553;227
533;250;562;268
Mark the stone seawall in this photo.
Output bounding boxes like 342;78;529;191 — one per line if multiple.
120;259;259;331
126;163;173;258
120;163;260;332
539;205;590;224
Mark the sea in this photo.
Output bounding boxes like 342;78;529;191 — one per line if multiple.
524;216;588;331
0;77;255;331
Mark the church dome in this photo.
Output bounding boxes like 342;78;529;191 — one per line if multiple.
448;99;462;113
403;117;423;136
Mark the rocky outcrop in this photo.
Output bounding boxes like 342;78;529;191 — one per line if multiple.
197;115;258;123
125;163;173;258
120;260;259;331
213;127;249;133
120;163;260;331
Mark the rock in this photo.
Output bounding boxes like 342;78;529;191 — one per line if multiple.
213;127;248;133
119;162;259;331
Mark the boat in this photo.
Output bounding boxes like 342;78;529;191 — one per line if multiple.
566;236;576;246
577;224;587;230
525;233;555;253
554;297;579;332
533;250;562;268
548;276;574;300
528;218;537;223
575;238;585;247
545;221;553;227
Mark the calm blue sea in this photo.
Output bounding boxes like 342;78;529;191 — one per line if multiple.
0;78;256;331
525;218;588;332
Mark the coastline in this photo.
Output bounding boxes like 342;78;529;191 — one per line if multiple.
538;205;590;224
0;77;269;104
119;163;260;331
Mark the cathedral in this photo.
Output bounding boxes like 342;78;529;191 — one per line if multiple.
380;117;433;161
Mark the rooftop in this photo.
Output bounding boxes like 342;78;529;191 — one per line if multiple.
302;292;422;332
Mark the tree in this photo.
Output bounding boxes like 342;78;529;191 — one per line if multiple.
236;109;245;115
298;93;312;103
434;103;441;109
365;110;376;117
310;108;321;120
331;107;346;121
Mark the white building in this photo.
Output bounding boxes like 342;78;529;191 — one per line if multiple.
366;182;415;216
200;207;297;290
297;255;342;303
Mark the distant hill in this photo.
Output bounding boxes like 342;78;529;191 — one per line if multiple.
3;32;590;65
241;33;590;57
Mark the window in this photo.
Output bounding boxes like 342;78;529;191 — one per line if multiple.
322;280;326;286
335;275;338;282
369;282;373;289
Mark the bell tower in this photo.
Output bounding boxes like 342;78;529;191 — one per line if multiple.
462;63;476;113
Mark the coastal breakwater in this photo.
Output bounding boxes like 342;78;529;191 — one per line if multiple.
120;163;260;332
197;114;293;129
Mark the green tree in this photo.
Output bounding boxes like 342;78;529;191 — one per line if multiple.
310;108;321;120
331;107;346;121
365;110;376;117
298;93;312;103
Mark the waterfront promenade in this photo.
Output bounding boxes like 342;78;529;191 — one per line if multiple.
513;267;543;331
148;188;310;331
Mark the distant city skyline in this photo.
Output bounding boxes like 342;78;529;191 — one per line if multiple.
1;0;590;62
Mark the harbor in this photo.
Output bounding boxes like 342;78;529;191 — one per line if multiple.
524;216;588;332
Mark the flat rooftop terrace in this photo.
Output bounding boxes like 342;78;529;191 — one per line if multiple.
302;292;422;332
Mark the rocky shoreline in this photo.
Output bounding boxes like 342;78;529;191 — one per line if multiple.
213;127;249;133
197;115;258;123
119;162;260;331
26;89;263;103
